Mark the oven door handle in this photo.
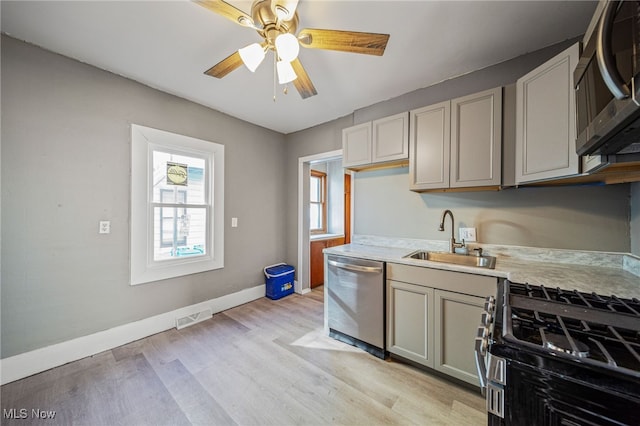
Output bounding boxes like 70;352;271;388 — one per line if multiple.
474;326;488;396
597;0;631;100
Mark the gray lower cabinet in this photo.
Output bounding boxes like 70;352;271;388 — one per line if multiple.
433;289;485;385
387;280;434;367
386;263;496;386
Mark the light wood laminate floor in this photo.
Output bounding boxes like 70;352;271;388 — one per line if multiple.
1;286;486;425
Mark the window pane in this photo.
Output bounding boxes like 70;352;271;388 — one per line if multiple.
310;176;320;203
153;206;207;261
310;203;322;230
152;151;206;204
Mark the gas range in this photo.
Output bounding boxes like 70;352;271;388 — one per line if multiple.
476;280;640;426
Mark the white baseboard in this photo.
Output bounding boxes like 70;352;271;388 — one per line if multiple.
0;284;266;385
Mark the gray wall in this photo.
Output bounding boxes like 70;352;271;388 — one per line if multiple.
632;182;640;256
352;38;582;126
1;36;287;358
354;168;629;251
284;38;633;268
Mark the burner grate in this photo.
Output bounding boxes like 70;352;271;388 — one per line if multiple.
506;282;640;374
510;306;640;371
510;282;640;315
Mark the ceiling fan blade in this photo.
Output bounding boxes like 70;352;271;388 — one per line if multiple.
298;28;390;56
271;0;299;21
204;51;244;78
193;0;255;28
290;58;317;99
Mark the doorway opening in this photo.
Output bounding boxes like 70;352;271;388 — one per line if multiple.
309;162;351;288
297;150;352;294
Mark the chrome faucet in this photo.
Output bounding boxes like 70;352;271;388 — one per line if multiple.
439;209;465;254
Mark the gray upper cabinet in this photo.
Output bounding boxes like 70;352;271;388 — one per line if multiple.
342;112;408;169
342;122;372;168
409;101;451;189
451;88;502;188
410;87;502;191
515;42;580;184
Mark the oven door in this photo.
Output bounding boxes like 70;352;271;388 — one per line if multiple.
493;355;640;426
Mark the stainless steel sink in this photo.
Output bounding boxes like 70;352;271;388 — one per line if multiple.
403;250;497;269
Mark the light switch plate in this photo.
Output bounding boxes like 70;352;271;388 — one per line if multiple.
459;227;477;242
231;217;238;228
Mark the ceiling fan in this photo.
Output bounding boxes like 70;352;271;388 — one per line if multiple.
194;0;390;99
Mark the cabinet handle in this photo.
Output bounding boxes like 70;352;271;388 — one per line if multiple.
327;260;382;273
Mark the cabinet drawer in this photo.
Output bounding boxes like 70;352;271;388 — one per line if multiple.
387;263;496;297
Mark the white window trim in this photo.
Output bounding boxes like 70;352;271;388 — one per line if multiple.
130;124;224;285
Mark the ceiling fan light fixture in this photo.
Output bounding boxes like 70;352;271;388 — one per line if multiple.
275;33;300;62
238;43;265;72
276;60;297;84
274;5;289;20
237;16;254;27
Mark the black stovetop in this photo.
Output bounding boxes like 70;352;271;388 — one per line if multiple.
498;281;640;377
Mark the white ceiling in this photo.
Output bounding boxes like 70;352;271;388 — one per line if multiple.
1;0;597;134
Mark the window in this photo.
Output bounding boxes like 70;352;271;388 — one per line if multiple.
130;124;224;285
310;170;327;234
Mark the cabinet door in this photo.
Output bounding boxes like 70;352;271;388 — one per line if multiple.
372;112;409;163
409;101;451;190
434;289;484;386
342;122;372;168
451;87;502;188
387;280;434;367
515;42;580;183
310;240;327;288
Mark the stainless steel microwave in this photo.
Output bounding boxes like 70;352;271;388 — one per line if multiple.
574;0;640;157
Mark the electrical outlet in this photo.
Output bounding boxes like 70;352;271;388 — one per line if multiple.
99;221;111;234
459;227;477;242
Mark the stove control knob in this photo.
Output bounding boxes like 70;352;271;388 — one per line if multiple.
484;296;495;314
475;326;489;356
480;311;493;326
476;324;489;340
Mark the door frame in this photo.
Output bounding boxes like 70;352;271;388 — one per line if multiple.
297;149;343;294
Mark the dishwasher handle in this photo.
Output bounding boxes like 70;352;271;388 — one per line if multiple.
327;259;382;274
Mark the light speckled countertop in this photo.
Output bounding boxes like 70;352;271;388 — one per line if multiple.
324;236;640;299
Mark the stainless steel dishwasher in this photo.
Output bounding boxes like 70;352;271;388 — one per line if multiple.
326;254;385;359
